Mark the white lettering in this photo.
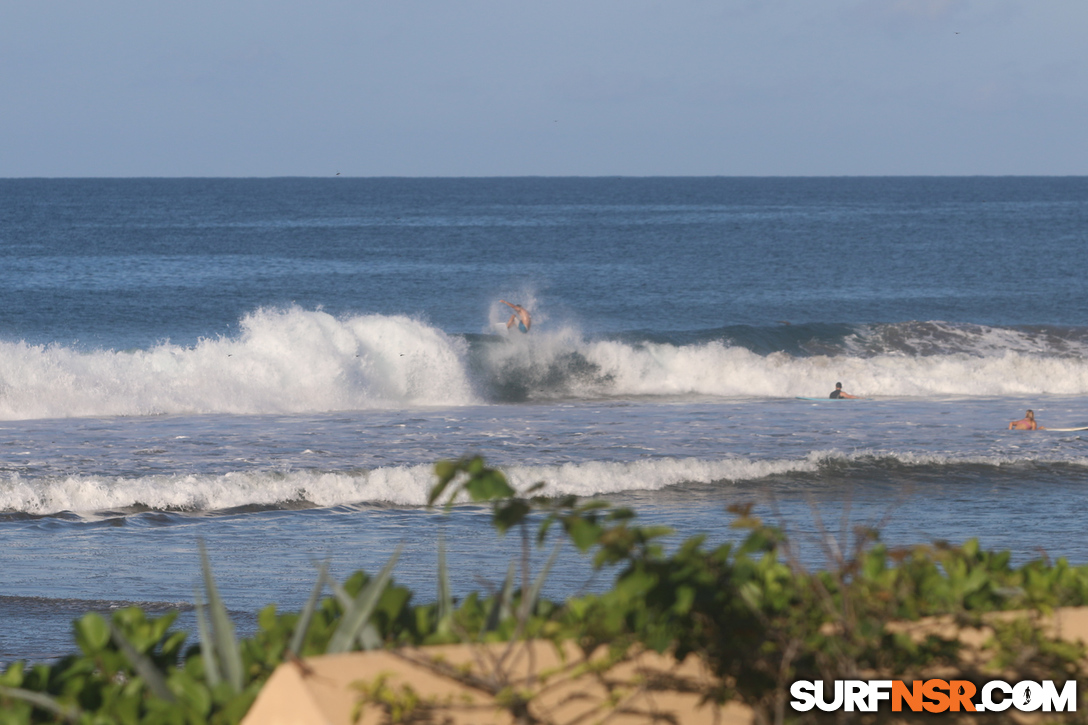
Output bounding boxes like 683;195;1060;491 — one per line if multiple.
815;680;844;712
790;681;816;712
844;680;869;712
981;681;1012;712
867;680;892;711
1013;681;1043;712
1042;681;1077;712
786;678;1073;714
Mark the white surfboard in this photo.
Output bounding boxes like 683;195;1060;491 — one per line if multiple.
1046;426;1088;432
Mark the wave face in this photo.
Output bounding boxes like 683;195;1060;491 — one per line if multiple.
5;452;1088;516
468;319;1088;400
5;312;1088;420
0;308;477;419
0;459;772;515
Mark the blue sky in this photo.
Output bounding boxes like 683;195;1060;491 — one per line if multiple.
2;0;1085;176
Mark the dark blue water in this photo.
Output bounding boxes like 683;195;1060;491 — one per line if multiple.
2;177;1088;663
4;177;1087;350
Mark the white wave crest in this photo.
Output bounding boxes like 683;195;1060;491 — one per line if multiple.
8;451;1088;516
7;311;1088;421
0;457;818;515
846;321;1088;358
16;451;1088;516
481;327;1088;399
0;308;476;420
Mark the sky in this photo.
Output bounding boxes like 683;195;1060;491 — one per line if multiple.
1;0;1086;177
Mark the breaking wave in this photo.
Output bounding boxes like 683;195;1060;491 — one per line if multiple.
4;309;1088;420
4;452;1088;516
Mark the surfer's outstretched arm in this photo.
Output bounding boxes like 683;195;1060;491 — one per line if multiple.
499;300;531;331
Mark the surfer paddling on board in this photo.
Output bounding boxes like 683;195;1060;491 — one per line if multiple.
1009;410;1045;430
501;300;531;333
829;382;859;399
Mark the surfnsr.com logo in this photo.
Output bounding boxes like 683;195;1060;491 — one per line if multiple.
790;679;1078;714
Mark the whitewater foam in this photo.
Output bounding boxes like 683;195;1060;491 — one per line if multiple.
0;457;813;515
0;308;477;420
478;329;1088;400
6;311;1088;421
6;452;1088;516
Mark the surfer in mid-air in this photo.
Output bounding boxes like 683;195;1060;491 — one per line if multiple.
1009;409;1045;430
501;300;531;333
829;382;859;399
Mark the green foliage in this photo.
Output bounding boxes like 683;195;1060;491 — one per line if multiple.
986;616;1086;681
350;672;454;725
430;456;516;512
198;540;243;693
3;455;1087;724
327;545;403;654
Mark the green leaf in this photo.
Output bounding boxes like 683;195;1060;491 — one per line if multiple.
522;543;561;620
494;499;531;534
109;621;176;702
327;574;354;610
198;540;244;693
524;481;547;495
74;613;111;654
536;517;556;546
170;673;212;717
464;470;515;502
289;560;329;656
0;686;80;722
193;587;221;689
429;460;458;506
483;562;517;634
358;623;382;651
437;536;452;622
565;517;603;552
0;663;24;688
613;569;656;599
605;506;635;521
434;460;458;483
327;545;402;653
673;586;696;615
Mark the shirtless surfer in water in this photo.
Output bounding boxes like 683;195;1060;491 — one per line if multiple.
501;300;531;333
829;382;859;399
1009;410;1045;430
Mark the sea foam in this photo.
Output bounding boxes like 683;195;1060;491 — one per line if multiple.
0;458;800;515
0;308;476;420
5;452;1088;516
5;310;1088;420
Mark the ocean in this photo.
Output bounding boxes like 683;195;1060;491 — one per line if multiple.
2;176;1088;663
